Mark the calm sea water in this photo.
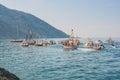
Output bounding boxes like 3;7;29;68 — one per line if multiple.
0;38;120;80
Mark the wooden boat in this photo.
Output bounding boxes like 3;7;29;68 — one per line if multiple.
35;41;43;46
25;30;36;45
27;41;36;45
35;43;43;46
63;29;80;50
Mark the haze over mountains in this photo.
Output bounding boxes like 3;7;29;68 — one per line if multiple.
0;4;68;39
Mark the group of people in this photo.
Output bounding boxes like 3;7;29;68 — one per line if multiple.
63;38;80;47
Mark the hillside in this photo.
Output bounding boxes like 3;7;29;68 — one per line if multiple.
0;4;68;39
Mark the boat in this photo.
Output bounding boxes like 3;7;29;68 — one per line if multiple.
84;38;94;48
35;40;43;46
106;37;117;48
93;40;104;50
26;30;36;45
21;43;29;47
49;40;56;45
106;37;115;44
10;40;23;42
10;26;23;42
63;29;80;50
35;43;43;46
42;40;49;46
21;40;29;47
27;41;36;45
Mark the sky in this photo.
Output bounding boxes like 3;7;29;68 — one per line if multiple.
0;0;120;38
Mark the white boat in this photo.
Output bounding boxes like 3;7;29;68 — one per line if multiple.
93;40;104;50
84;38;94;48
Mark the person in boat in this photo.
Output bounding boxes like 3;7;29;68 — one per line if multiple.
63;40;69;46
74;38;80;46
69;39;74;46
84;40;94;48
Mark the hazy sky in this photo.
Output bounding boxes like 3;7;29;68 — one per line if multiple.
0;0;120;38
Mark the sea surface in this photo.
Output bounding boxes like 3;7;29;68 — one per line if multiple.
0;38;120;80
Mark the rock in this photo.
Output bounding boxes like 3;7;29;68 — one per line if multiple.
0;68;20;80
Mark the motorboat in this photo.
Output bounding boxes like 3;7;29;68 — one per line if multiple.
84;39;94;48
93;40;104;50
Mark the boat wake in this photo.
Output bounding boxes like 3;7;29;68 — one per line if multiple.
77;48;95;52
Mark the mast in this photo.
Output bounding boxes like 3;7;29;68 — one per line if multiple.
17;26;19;39
70;29;74;38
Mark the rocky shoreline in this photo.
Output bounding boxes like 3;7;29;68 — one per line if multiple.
0;68;20;80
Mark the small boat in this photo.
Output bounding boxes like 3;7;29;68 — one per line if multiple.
84;38;94;48
93;40;104;50
10;40;23;42
106;37;115;44
106;37;117;48
42;41;49;46
49;40;56;45
21;43;29;47
21;40;29;47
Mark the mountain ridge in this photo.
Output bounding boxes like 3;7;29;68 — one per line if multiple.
0;4;68;39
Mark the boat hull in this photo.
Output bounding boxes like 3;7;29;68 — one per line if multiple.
35;43;43;46
27;41;36;45
64;45;78;50
10;40;23;42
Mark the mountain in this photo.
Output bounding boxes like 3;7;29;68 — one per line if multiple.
0;4;68;39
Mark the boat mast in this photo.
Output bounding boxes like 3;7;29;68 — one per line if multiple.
70;29;74;38
16;26;19;39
